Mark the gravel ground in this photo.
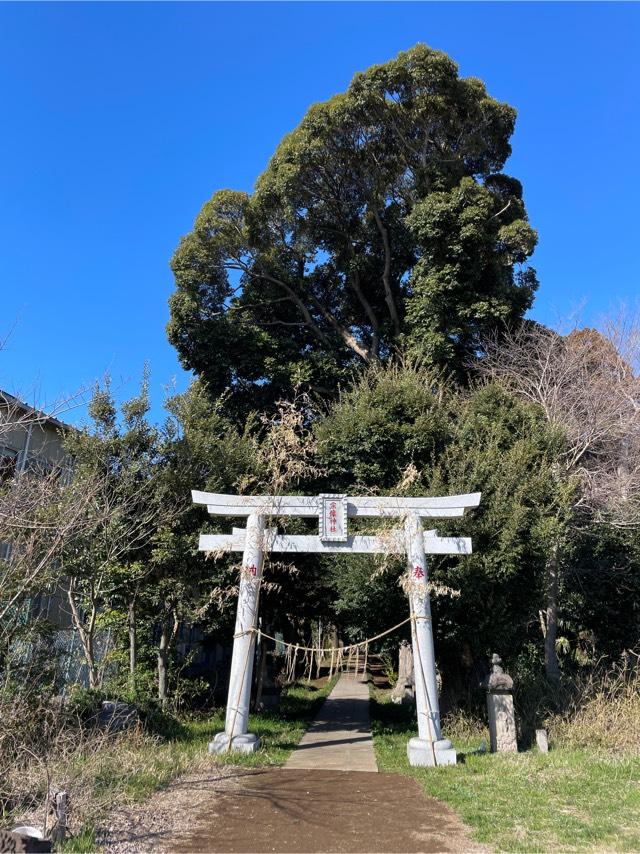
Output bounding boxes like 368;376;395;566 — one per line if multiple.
98;762;252;854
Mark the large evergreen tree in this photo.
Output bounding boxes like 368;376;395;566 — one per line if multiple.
168;44;537;414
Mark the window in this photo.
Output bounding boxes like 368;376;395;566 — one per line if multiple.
25;455;63;481
0;446;18;481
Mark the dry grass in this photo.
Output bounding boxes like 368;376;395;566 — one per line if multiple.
441;708;488;743
3;721;169;838
0;684;214;844
548;651;640;754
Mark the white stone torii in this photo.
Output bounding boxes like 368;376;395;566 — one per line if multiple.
192;490;480;767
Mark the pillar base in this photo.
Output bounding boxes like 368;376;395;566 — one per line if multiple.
407;736;457;767
209;731;261;755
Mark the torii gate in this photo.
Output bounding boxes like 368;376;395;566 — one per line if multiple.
192;490;480;767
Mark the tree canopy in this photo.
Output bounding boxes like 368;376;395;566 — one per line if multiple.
169;44;537;414
313;364;563;675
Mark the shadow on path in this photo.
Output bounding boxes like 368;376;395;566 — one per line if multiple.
175;768;485;853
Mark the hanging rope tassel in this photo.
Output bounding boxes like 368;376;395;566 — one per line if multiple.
284;644;292;684
305;647;313;684
289;643;299;684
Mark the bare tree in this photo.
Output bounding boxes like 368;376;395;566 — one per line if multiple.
0;390;100;823
480;315;640;679
0;390;92;637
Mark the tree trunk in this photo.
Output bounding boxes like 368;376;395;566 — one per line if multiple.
544;541;561;682
157;602;179;704
158;621;169;703
128;597;137;683
67;585;99;689
83;614;99;689
82;640;99;690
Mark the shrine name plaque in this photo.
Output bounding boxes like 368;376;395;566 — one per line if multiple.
319;494;348;542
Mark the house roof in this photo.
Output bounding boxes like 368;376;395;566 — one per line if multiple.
0;388;73;433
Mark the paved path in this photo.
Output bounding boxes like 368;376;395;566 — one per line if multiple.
284;674;378;772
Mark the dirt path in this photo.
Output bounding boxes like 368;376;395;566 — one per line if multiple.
100;764;485;853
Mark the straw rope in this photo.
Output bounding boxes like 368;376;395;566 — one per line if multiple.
232;614;427;652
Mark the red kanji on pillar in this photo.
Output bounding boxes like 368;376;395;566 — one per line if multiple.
412;565;425;580
246;564;258;577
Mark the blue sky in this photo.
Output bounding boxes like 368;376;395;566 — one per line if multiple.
1;2;639;424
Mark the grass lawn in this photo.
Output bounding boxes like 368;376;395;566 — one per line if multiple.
61;677;335;851
370;688;640;852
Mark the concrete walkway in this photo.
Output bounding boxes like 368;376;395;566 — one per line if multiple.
284;674;378;772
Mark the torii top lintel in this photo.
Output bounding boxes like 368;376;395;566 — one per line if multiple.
191;491;481;520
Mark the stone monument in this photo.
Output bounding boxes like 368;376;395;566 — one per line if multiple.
391;640;415;704
482;653;517;753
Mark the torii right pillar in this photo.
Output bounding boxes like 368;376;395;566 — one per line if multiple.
405;512;457;767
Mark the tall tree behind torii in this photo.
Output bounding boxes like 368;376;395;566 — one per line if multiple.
168;44;538;417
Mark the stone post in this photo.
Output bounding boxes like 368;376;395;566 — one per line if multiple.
483;653;517;753
404;512;456;767
210;513;265;754
536;728;549;753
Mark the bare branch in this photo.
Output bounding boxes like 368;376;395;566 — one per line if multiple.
480;315;640;527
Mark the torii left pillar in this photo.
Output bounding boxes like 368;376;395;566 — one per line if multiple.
405;512;457;767
209;513;265;754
